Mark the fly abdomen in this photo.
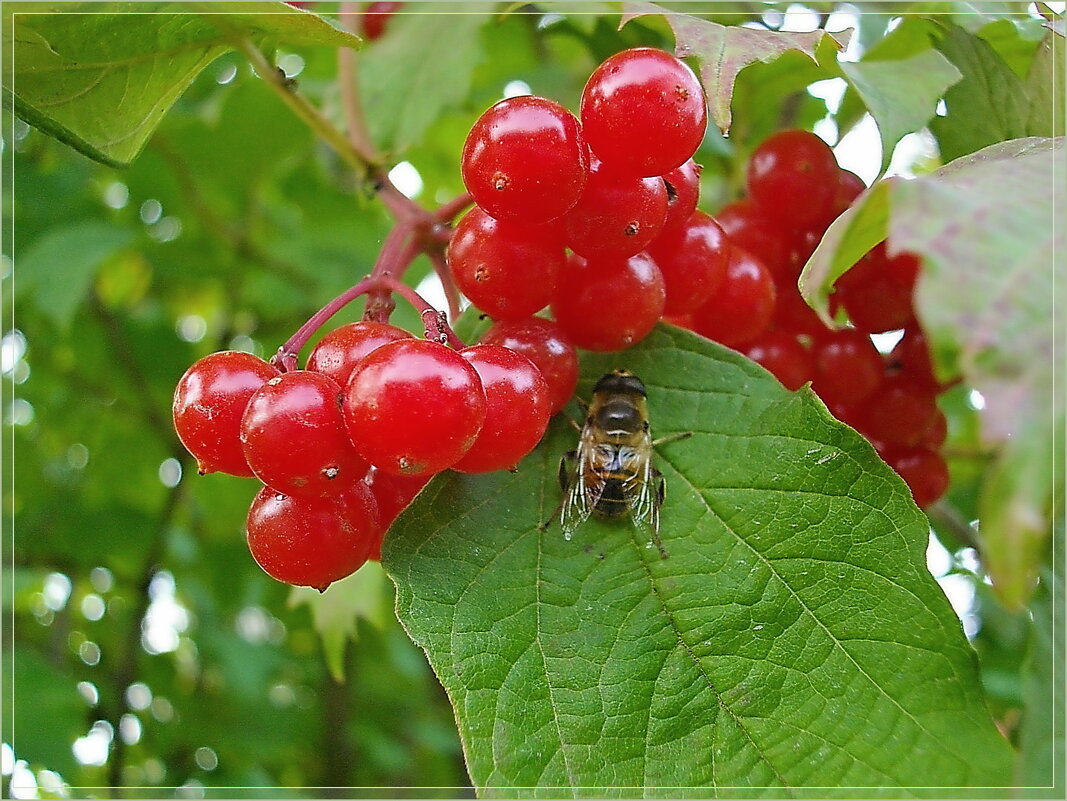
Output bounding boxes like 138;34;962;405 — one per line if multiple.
590;475;630;519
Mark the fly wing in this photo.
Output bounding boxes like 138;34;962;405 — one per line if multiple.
560;430;598;541
627;437;666;557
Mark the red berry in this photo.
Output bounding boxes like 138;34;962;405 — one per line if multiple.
246;482;379;591
690;248;777;349
580;47;707;177
835;243;915;334
362;1;402;39
240;371;368;497
461;96;589;223
772;279;827;338
343;339;486;476
920;409;948;449
661;158;702;232
551;252;666;352
363;467;430;560
479;317;579;414
857;377;939;448
562;158;668;259
811;168;866;231
810;329;884;407
746;129;839;230
173;351;280;477
715;200;792;280
885;250;922;291
883;446;949;508
647;210;729;315
889;327;938;388
453;345;552;473
306;321;413;387
743;331;813;391
447;206;565;320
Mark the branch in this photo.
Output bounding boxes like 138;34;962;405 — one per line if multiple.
233;37;377;181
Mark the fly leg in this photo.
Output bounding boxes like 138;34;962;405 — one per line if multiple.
652;431;693;448
539;451;576;531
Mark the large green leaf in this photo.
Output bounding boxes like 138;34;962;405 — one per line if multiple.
840;48;961;173
385;325;1013;796
3;1;361;166
620;2;850;134
930;23;1034;162
1018;557;1064;797
799;137;1063;610
358;2;491;154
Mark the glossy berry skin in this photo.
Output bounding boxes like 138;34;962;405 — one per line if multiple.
835;243;915;334
661;159;702;232
363;467;430;559
551;252;666;352
240;371;368;497
580;47;707;177
362;1;402;39
648;210;729;315
447;206;565;320
453;345;552;473
744;332;813;391
246;482;379;591
173;351;280;476
810;328;884;408
306;321;413;387
690;248;777;349
479;317;579;414
343;339;487;476
857;377;939;448
461;96;589;223
811;168;866;231
562;158;668;259
772;280;827;338
747;129;839;230
889;327;938;388
715;200;792;280
883;446;949;508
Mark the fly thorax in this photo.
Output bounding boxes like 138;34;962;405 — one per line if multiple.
594;399;643;436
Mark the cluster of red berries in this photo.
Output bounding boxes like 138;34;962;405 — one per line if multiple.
667;129;949;508
451;47;709;352
173;46;950;592
172;319;576;590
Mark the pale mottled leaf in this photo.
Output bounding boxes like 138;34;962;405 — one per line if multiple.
620;2;850;133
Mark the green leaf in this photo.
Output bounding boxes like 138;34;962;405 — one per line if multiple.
3;2;361;167
358;2;491;154
800;137;1063;610
289;561;390;682
840;48;961;173
1018;558;1064;795
385;325;1013;795
16;220;135;328
1025;29;1066;138
930;23;1032;162
620;2;850;134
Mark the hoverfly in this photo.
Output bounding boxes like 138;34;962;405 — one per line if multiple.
549;370;688;557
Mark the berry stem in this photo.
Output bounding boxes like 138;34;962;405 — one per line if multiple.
434;191;475;223
272;276;380;371
375;275;465;348
337;1;381;167
427;250;463;323
234;37;374;181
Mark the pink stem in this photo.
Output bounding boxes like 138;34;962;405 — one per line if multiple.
272;276;378;371
428;250;462;323
377;275;465;349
